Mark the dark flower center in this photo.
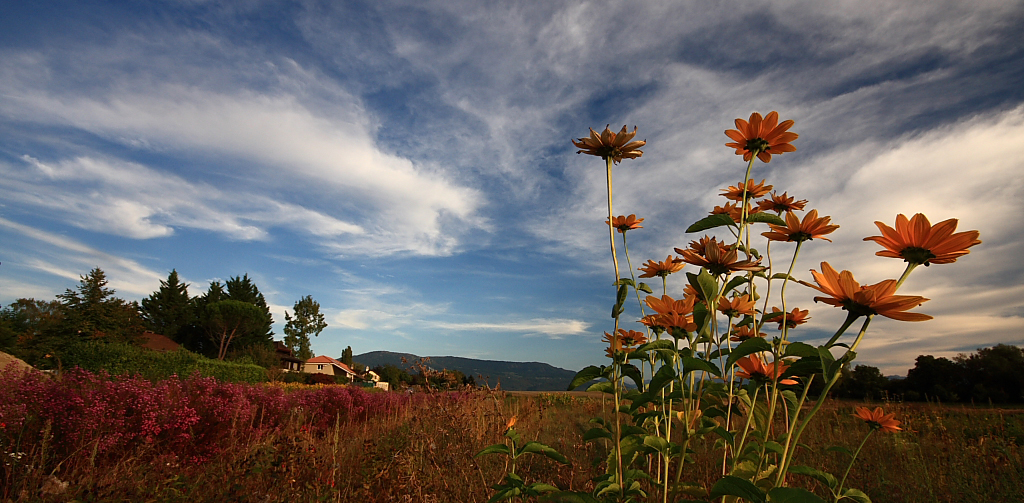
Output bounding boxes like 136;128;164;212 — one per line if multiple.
745;137;771;154
900;247;937;266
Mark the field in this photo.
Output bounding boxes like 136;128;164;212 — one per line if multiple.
2;368;1023;502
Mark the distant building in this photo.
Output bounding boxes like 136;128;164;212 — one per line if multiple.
275;341;304;371
303;355;358;380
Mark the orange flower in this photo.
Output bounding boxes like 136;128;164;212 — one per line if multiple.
852;407;901;433
645;294;695;316
638;255;684;278
718;294;755;317
863;213;981;266
724;111;798;163
806;262;931;321
770;307;810;330
762;210;839;243
735;356;797;385
757;191;807;214
721;179;773;201
711;202;760;223
506;416;518;430
618;329;648;347
572;125;645;164
657;312;697;333
729;325;766;342
676;237;764;276
607;214;644;233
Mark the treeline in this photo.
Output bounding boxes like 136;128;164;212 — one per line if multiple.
0;268;325;371
831;344;1024;403
370;363;477;391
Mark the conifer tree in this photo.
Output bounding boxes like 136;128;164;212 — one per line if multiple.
283;295;327;361
56;268;144;344
141;269;192;342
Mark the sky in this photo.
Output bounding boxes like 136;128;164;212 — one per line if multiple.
1;0;1022;376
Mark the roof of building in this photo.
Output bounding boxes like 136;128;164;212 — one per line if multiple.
305;355;357;375
140;332;180;352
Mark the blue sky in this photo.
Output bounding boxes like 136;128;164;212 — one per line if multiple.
1;0;1022;375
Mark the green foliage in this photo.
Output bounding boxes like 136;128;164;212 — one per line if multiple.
56;268;146;345
202;299;267;360
58;340;267;383
341;346;353;367
283;295;327;361
141;269;192;342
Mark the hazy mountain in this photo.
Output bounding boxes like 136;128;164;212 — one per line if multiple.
353;351;579;391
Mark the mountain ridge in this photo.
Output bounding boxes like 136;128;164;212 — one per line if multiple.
353;350;579;391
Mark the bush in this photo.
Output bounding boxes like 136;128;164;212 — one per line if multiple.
58;341;267;383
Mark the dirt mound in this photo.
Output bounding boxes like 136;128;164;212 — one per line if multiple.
0;351;36;374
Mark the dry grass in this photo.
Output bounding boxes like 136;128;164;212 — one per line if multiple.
3;384;1023;502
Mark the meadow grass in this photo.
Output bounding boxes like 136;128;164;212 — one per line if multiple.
2;369;1022;502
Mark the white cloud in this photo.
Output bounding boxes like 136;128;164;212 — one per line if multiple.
430;318;591;338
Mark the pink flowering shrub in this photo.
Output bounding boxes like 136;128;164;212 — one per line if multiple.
0;364;412;465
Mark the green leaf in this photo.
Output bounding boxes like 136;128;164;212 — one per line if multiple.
726;337;773;371
838;489;872;503
762;310;784;323
767;487;828;503
681;356;722;378
595;483;622;499
583;427;612;442
709;475;766;503
788;465;838;490
723;275;749;295
567;365;605;391
784;342;819;358
763;440;785;455
527;483;560;495
747;212;787;226
648;363;677;393
616;284;628;307
686;213;736;233
587;381;614;394
634;339;676;354
770;272;800;281
642;435;670;453
520;441;569;464
474;444;510;458
615;278;635;287
696;269;720;302
637;282;653;294
620;363;645;391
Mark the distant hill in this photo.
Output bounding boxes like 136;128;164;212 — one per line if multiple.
353;351;579;391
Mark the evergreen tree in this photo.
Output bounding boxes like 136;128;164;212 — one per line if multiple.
56;268;144;344
0;299;65;366
202;300;266;360
140;269;192;342
283;295;327;361
224;274;274;349
341;346;353;366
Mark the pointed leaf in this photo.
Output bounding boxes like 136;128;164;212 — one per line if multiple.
637;282;653;294
747;212;786;226
583;427;612;442
648;363;677;393
620;363;644;392
726;337;773;371
767;487;827;503
587;381;615;394
616;278;635;287
838;489;872;503
696;268;719;302
709;475;766;503
686;213;736;233
567;365;605;391
784;342;819;358
681;356;722;378
723;275;749;295
474;444;510;458
788;465;838;490
520;441;569;464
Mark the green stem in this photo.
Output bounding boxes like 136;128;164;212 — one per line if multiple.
605;156;621;284
835;429;875;501
777;315;875;485
603;154;624;494
778;240;804;343
735;156;756;246
894;262;919;292
824;312;859;348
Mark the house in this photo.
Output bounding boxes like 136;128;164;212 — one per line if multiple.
303;355;358;380
139;332;180;352
275;341;304;371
